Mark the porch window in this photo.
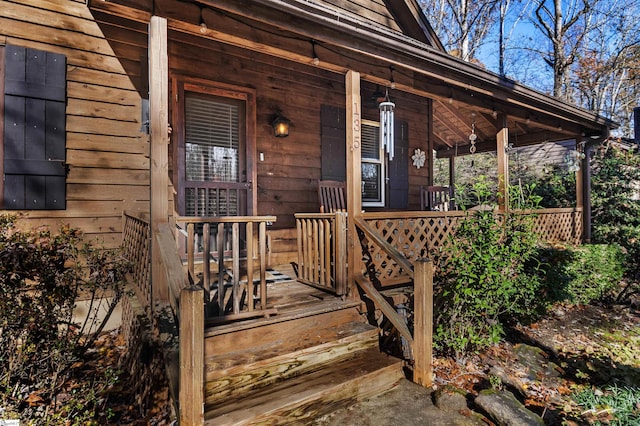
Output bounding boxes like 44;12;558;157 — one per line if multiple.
320;104;408;209
361;120;385;207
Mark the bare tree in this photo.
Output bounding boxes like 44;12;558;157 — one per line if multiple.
572;1;640;133
420;0;501;62
530;0;599;99
496;0;533;76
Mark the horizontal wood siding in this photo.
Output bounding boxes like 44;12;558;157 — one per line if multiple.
1;0;149;248
168;33;430;234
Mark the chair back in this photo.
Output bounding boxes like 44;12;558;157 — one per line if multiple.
420;185;454;211
318;180;346;213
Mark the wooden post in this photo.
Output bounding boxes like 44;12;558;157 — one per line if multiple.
413;258;433;387
345;71;361;299
575;139;585;244
335;211;348;296
426;98;434;186
581;145;592;243
449;156;456;190
149;16;169;303
179;286;205;424
496;121;509;212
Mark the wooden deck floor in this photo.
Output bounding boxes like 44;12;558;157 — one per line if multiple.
205;264;360;337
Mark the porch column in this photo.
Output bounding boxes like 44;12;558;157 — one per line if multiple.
496;117;509;211
581;145;592;243
149;16;169;303
345;70;361;299
427;98;434;186
575;138;585;243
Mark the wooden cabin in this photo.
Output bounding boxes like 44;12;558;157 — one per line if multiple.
1;0;614;424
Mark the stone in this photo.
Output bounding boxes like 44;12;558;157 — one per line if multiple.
474;389;545;426
433;385;468;413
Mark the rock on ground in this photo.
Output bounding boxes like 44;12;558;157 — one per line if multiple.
312;379;484;426
475;389;545;426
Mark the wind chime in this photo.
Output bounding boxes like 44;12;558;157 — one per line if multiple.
469;113;477;167
379;66;396;161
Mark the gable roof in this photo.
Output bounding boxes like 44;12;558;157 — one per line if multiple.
307;0;445;50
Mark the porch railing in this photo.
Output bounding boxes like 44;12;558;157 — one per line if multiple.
121;213;204;423
294;212;348;295
518;207;583;245
122;212;152;315
351;207;583;387
354;217;433;386
175;215;277;323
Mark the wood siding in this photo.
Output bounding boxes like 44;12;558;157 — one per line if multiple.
165;33;431;231
1;1;431;260
1;0;149;248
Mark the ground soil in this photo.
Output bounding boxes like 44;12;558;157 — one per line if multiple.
315;303;640;425
58;302;639;425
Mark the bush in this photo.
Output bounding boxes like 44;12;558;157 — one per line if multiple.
0;215;130;424
591;140;640;293
434;181;543;359
539;244;626;305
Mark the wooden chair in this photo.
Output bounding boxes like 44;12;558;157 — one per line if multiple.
420;185;454;211
318;180;346;213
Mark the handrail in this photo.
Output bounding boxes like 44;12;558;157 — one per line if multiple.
155;222;204;424
156;223;191;315
355;217;414;277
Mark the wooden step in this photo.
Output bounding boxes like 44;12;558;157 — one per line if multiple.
204;347;403;425
204;300;363;358
204;320;379;405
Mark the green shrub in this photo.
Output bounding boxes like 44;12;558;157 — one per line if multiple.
0;214;130;424
434;180;543;359
540;244;625;305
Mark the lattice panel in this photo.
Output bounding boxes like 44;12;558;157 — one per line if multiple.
362;215;463;284
525;210;582;245
359;209;582;286
122;213;152;311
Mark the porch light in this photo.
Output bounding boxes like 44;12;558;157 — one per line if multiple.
271;113;291;137
379;88;395;160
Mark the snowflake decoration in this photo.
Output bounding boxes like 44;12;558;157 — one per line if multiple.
412;148;426;169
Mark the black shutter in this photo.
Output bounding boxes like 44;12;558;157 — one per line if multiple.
388;121;409;209
3;45;66;210
320;105;346;181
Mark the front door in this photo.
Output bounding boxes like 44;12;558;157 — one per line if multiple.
173;77;256;217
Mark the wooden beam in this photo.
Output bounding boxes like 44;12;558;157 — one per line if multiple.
150;16;169;303
496;120;509;212
346;70;361;300
582;145;592;243
355;275;413;344
413;258;433;387
179;286;205;425
427;98;434;186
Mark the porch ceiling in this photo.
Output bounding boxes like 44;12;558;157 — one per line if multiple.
89;0;616;155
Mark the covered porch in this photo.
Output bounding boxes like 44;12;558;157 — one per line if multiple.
89;0;612;423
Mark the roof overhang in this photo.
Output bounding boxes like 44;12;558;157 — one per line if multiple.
89;0;616;151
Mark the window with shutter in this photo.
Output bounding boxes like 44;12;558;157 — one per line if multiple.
320;105;408;209
1;45;67;210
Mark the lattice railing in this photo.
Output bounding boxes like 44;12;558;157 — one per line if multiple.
519;208;582;245
122;212;151;312
359;211;466;285
358;208;582;285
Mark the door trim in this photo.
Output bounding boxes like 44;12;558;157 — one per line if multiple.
171;75;257;216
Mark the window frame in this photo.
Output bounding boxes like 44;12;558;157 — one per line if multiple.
361;119;385;207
